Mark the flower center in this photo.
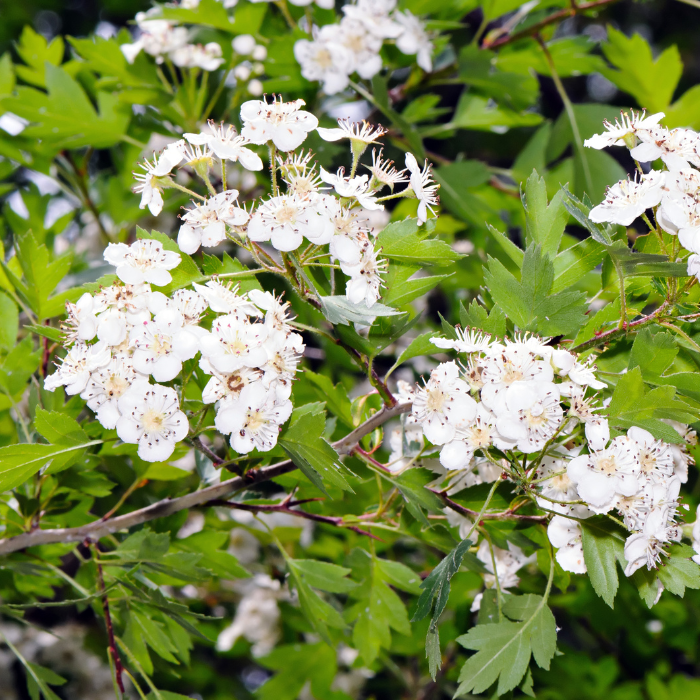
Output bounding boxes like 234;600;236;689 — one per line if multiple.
551;473;570;491
105;374;129;398
142;408;165;433
246;409;266;433
151;334;172;357
275;203;299;225
468;426;491;447
225;335;248;356
226;372;246;394
426;387;447;414
315;48;334;69
639;449;656;474
596;455;617;476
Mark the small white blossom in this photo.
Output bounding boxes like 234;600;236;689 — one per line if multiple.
584;110;665;150
394;10;433;72
117;384;189;462
240;97;319;151
588;172;664;226
104;240;181;287
405;153;439;225
44;341;111;395
184;121;263;170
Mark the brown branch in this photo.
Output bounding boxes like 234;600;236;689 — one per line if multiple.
0;402;412;556
431;489;547;524
482;0;622;50
90;541;125;694
209;498;381;540
569;301;670;353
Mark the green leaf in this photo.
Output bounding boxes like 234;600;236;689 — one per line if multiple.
174;531;249;579
257;643;337;700
552;236;607;293
601;27;682;112
0;290;18;351
34;409;88;446
629;329;678;377
376;218;464;266
199;251;263;292
0;440;100;492
349;550;413;664
522;170;567;259
413;539;473;623
486;223;524;267
561;185;614;246
0;336;41;396
281;550;347;643
451;93;543;132
607;367;697;442
158;0;267;34
657;546;700;597
460;300;507;337
377;467;443;526
318;295;403;326
455;594;557;696
289;559;357;593
14;26;64;87
303;370;354;429
2;64;130;150
580;519;625;608
279;406;352;496
388;331;438;374
483;244;587;337
383;262;451;308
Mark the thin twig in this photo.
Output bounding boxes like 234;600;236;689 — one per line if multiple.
0;402;413;555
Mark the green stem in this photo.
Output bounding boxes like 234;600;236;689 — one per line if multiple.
658;321;700;353
537;36;593;197
164;180;207;200
269;143;279;195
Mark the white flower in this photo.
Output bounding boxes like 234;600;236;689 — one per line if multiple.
692;504;700;565
81;357;147;429
259;331;304;398
178;191;250;254
405;153;439;225
342;0;403;39
92;283;153;346
44;341;111;395
394;11;433;72
278;152;323;199
688;253;700;281
658;192;700;253
130;309;200;382
104;240;181;287
631;126;700;171
62;293;99;344
495;381;563;454
240;97;319;151
583;110;665;150
293;35;353;95
439;404;500;470
628;426;675;485
317;119;387;145
170;42;225;71
201;362;262;405
567;436;641;513
332;18;383;79
366;149;408;190
247;194;333;251
479;345;554;415
249;289;295;333
121;19;189;64
341;245;385;307
199;314;268;374
536;454;580;514
588;172;664;226
184;122;263;170
216;574;282;657
431;328;493;354
412;361;477;445
168;289;208;329
476;539;534;591
215;382;292;453
320;167;383;210
132;141;187;215
116;384;189;462
548;516;587;574
193;280;262;317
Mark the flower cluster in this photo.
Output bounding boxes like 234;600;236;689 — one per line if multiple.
120;10;224;71
44;239;303;461
585;111;700;281
294;0;434;94
133;97;439;308
409;330;695;579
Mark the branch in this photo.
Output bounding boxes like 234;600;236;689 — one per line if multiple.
431;489;547;524
0;402;412;556
482;0;621;49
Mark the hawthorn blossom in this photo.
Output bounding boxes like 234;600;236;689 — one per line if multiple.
62;293;99;344
439;404;501;470
342;0;403;39
536;453;581;514
341;246;385;307
247;194;333;251
104;240;181;287
184;122;263;170
405;153;439;225
201;363;262;406
120;18;189;64
199;314;268;374
431;328;493;354
178;191;249;254
412;362;477;444
44;341;111;395
333;18;384;79
317;119;387;146
215;382;292;453
130;309;200;382
567;436;641;513
366;149;408;190
81;357;146;429
193;280;262;317
628;426;675;485
588;172;664;226
583;110;665;150
133;141;187;215
320;168;383;210
394;10;433;72
170;42;224;71
116;384;189;462
631;126;700;171
548;516;587;574
240;97;318;151
293;34;354;95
